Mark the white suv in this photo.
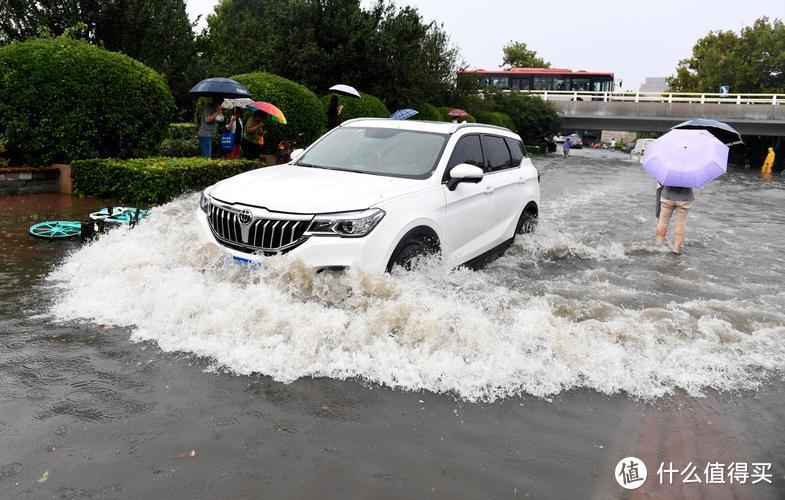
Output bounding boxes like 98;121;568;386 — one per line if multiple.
195;118;540;273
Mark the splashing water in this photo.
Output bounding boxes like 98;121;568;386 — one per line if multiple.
46;155;785;401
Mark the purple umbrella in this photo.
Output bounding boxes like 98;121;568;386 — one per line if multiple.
642;129;728;188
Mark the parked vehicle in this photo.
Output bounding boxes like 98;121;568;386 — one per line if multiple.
630;138;656;159
567;134;583;149
195;119;540;273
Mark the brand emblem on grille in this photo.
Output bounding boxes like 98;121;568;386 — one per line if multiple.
238;209;253;225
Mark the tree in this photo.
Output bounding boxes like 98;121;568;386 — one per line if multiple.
501;41;550;69
0;0;104;43
0;0;197;118
201;0;460;109
668;17;785;93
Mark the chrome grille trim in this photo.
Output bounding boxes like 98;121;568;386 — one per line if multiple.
206;201;312;253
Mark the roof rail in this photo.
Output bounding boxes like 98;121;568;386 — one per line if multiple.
341;117;513;131
453;122;514;133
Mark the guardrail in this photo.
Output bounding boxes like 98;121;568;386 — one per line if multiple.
513;90;782;105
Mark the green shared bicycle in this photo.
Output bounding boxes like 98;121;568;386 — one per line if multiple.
28;206;151;241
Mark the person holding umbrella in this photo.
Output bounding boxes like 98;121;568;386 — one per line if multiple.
189;77;253;159
327;95;344;131
198;97;224;158
645;127;733;255
243;111;267;160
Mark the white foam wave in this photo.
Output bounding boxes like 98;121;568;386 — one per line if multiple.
45;196;785;401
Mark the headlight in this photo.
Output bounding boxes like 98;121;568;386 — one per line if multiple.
199;187;213;213
307;208;385;238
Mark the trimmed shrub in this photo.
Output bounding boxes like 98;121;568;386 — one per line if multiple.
475;111;516;131
156;123;199;157
168;123;198;141
0;36;174;165
232;72;325;153
320;92;388;121
436;106;452;121
412;103;442;121
71;157;264;205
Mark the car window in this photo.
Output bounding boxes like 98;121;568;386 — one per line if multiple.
504;137;526;165
446;135;484;170
296;127;448;179
482;135;512;172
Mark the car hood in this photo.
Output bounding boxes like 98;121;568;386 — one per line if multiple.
210;165;427;213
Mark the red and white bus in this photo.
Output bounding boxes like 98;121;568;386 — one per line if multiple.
459;67;615;92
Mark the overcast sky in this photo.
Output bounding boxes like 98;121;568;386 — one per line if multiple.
186;0;785;90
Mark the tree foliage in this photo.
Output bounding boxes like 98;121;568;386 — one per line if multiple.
203;0;459;109
668;17;785;93
501;41;550;69
0;0;198;118
0;36;174;164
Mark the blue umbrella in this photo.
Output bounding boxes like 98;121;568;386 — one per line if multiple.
389;108;418;120
189;78;252;99
671;118;743;146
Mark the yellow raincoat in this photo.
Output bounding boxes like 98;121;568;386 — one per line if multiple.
761;147;775;174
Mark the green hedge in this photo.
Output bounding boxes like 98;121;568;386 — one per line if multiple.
156;123;199;157
232;72;325;153
72;157;264;205
475;111;516;131
320;92;388;121
436;106;452;121
0;36;174;165
412;103;442;121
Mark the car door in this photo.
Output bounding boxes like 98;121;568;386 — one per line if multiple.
480;134;521;243
442;134;495;263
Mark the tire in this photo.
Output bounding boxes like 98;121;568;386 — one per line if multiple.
386;231;440;272
516;206;538;235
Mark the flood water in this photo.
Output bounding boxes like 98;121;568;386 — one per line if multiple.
1;149;784;498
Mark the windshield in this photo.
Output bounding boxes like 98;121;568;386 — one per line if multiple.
296;127;448;179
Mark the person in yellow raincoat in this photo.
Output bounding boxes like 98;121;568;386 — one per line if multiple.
761;147;775;174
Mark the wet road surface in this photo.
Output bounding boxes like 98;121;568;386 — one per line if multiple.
1;150;784;498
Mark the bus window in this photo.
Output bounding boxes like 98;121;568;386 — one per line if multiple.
511;78;531;90
534;77;552;90
553;77;569;91
490;76;509;88
572;78;591;91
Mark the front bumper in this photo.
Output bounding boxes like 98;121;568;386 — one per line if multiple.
194;209;394;273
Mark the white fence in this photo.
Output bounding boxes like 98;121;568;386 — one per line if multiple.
516;90;782;105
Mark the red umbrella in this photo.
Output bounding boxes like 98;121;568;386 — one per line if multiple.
448;108;468;117
245;101;287;125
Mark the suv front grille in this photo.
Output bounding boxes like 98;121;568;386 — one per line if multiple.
208;204;311;254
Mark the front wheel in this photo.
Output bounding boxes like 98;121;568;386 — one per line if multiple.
515;207;538;235
386;232;440;272
28;221;82;240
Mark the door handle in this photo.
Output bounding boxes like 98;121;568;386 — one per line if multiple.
484;186;495;195
517;177;526;184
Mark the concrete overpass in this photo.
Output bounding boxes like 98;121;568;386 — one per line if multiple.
526;91;785;136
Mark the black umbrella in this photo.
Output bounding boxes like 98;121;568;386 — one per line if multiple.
671;118;743;146
189;78;252;99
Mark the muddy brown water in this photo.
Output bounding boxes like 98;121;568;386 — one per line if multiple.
1;150;784;499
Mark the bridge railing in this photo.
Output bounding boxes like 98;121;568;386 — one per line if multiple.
508;90;782;105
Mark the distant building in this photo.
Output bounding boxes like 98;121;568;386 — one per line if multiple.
640;77;668;93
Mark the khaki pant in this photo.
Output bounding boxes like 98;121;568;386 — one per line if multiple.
656;198;691;252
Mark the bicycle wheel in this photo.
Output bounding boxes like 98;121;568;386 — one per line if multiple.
28;221;82;240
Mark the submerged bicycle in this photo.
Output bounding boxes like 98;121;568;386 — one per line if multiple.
28;206;151;241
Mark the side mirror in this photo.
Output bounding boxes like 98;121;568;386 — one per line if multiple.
290;148;305;162
447;164;484;191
